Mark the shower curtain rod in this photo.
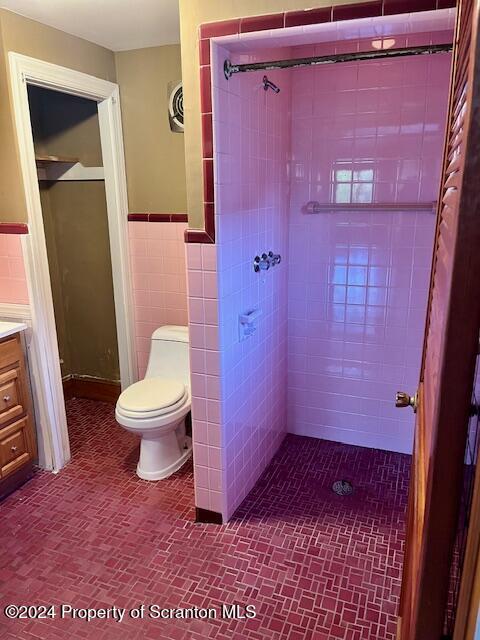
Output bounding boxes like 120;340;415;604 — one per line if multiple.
223;43;452;79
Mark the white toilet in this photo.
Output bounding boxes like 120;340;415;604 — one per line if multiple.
116;325;192;480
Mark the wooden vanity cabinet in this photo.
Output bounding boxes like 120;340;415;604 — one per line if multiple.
0;332;37;499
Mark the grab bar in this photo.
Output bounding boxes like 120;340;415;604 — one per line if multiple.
304;201;437;214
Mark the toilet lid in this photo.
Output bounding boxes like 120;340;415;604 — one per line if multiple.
117;377;187;416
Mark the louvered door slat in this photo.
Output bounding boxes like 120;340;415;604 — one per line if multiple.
446;154;461;174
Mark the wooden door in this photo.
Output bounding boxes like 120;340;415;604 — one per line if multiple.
398;1;480;638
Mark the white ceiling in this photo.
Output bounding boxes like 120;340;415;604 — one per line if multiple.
0;0;180;51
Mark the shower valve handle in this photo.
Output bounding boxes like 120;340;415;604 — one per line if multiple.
254;252;282;272
254;255;270;272
268;251;282;266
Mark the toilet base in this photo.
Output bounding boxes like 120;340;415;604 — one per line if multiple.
137;435;192;481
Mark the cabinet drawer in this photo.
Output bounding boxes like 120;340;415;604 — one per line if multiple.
0;368;25;427
0;337;21;370
0;417;30;478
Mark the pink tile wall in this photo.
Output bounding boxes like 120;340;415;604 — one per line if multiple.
0;234;29;305
287;39;451;453
187;43;291;520
128;221;188;379
186;241;224;514
215;47;291;519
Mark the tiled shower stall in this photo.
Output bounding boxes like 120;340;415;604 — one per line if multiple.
286;35;450;453
187;8;454;521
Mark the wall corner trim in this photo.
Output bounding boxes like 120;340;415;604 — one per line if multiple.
184;228;215;244
184;203;215;243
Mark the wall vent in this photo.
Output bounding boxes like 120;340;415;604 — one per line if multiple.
168;81;184;133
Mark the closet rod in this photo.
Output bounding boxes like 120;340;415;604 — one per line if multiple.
223;43;452;79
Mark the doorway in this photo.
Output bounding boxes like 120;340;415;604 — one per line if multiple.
8;53;135;472
29;85;121;405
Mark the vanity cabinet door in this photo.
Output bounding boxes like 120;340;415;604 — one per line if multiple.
0;333;37;496
0;367;25;427
0;417;30;478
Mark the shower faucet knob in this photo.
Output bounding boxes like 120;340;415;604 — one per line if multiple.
259;254;270;270
253;255;270;272
268;251;282;266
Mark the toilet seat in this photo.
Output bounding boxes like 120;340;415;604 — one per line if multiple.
117;377;188;420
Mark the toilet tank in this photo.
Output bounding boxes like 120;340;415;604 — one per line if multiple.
145;326;190;387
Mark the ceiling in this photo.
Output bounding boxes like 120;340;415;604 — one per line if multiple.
0;0;180;51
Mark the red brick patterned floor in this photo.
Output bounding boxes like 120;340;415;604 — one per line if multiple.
0;399;409;640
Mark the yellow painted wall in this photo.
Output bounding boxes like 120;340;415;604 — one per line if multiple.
0;10;187;222
0;13;25;225
179;0;361;229
115;45;187;213
0;8;115;223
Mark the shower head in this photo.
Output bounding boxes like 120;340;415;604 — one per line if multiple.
263;75;280;93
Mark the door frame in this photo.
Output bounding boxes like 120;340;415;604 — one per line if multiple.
8;52;136;471
453;451;480;639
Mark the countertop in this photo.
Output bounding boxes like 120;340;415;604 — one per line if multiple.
0;321;28;340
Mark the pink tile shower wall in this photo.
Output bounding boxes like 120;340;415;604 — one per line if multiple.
216;48;291;519
185;241;224;515
287;42;451;453
0;234;29;305
187;43;291;520
128;221;188;379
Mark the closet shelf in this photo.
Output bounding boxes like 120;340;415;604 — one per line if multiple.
36;155;105;182
35;154;80;165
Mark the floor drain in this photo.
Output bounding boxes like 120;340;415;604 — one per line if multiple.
332;480;353;496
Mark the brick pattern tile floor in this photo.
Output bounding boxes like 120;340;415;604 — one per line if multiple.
0;399;410;640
